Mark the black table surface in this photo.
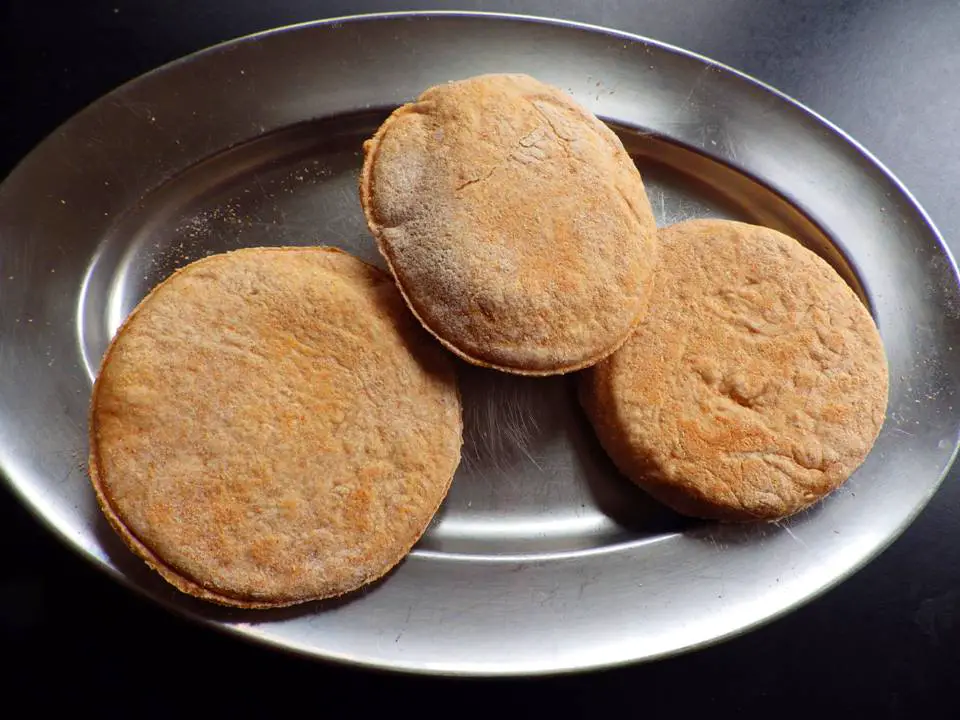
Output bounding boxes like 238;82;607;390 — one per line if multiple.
2;1;959;715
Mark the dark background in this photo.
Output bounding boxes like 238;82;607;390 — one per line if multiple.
2;1;959;715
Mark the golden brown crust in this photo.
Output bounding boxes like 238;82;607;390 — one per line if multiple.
360;73;658;376
581;220;889;522
89;247;462;608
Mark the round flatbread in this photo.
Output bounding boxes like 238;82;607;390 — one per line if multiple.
360;73;658;375
581;219;889;522
89;247;462;608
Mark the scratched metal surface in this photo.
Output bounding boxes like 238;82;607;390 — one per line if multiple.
1;13;958;675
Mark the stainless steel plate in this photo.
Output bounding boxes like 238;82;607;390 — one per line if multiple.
2;12;959;676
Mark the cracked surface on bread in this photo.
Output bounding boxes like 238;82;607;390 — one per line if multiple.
89;247;462;607
581;219;889;522
360;73;658;375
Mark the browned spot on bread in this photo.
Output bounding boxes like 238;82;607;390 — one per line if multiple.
581;219;888;522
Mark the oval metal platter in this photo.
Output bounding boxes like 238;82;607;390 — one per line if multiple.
1;12;959;676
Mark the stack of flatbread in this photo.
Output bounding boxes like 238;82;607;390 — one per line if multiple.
89;74;888;607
